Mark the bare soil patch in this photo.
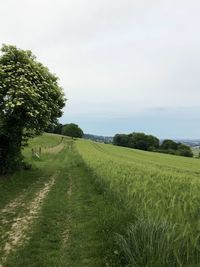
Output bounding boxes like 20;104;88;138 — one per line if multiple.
1;175;56;264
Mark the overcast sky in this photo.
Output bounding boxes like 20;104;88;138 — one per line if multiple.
1;0;200;138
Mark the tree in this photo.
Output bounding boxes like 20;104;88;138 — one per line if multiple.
45;122;63;134
146;135;160;150
176;143;193;157
129;133;159;151
160;140;193;157
160;139;178;150
0;45;66;174
62;123;83;138
113;132;159;151
113;134;129;147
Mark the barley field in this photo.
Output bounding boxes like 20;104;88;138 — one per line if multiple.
76;139;200;267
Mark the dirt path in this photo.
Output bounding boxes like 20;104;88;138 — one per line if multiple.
43;141;65;154
0;191;27;225
62;175;72;247
0;175;56;265
0;178;44;226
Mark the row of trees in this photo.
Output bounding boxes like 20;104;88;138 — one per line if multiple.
113;132;159;151
46;122;83;138
113;132;193;157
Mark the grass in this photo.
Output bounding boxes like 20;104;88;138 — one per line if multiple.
1;134;130;266
63;149;133;267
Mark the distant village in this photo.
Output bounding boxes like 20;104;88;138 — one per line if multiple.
84;134;113;144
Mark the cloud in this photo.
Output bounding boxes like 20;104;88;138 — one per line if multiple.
1;0;200;137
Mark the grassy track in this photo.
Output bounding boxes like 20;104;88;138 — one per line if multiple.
0;134;124;266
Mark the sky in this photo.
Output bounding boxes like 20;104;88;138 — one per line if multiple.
1;0;200;139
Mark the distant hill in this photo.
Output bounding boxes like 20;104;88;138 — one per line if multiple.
173;139;200;147
83;134;113;144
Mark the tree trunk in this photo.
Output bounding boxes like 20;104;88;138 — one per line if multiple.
0;127;23;174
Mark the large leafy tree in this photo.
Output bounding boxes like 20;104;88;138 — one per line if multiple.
0;45;66;174
62;123;83;138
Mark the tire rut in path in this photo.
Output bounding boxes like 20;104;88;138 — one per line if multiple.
0;174;56;265
62;175;72;247
0;178;44;226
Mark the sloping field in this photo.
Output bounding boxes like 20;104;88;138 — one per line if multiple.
1;134;200;266
76;140;200;266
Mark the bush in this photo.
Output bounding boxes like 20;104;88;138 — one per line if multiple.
176;149;193;157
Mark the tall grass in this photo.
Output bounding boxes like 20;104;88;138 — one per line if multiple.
116;217;177;267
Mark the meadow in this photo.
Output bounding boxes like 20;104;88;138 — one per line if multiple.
1;134;200;266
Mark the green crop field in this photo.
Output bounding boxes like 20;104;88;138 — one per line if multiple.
1;134;200;267
76;140;200;267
